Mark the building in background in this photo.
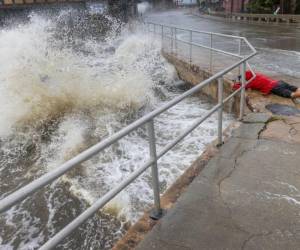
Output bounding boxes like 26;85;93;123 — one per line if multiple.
207;0;224;11
150;0;174;8
225;0;299;14
195;0;226;12
281;0;297;14
223;0;249;13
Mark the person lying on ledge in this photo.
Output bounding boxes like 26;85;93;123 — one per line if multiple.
232;70;300;102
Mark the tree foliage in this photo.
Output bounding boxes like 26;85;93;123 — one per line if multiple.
296;0;300;14
247;0;280;13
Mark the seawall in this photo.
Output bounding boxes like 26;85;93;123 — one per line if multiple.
162;52;244;116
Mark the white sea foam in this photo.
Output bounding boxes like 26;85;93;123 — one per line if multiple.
250;47;300;79
0;12;233;249
138;2;152;15
0;15;160;138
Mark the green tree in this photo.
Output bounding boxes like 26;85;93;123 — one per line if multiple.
296;0;300;14
247;0;279;13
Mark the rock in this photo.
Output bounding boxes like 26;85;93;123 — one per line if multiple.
243;112;272;124
260;119;300;144
265;103;300;116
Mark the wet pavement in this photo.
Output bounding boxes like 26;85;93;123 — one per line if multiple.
146;10;300;51
132;9;300;250
266;103;300;116
136;113;300;250
146;10;300;86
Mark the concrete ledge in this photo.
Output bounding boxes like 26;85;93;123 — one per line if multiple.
112;122;239;250
136;113;300;250
162;52;243;115
242;113;272;123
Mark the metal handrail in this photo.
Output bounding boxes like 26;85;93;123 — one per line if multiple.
163;34;243;59
147;22;256;75
147;21;246;39
0;22;257;249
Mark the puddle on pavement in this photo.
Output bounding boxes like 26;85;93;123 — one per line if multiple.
265;103;300;116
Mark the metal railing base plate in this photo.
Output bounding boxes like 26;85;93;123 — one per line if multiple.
149;208;165;220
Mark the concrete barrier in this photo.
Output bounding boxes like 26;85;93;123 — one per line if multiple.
208;11;300;25
163;52;243;116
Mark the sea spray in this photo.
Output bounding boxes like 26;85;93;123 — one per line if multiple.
0;11;233;249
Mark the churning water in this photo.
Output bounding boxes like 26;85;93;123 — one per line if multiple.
0;10;232;249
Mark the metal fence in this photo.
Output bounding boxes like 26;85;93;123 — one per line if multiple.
0;22;257;249
147;22;256;76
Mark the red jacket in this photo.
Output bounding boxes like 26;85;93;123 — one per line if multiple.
233;71;278;95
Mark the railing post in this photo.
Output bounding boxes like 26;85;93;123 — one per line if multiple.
238;38;242;76
189;30;192;65
209;33;213;73
217;77;224;146
239;62;247;120
146;119;162;220
171;27;174;54
161;25;164;44
174;27;177;57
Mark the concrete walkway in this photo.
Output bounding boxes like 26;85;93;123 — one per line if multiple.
136;113;300;250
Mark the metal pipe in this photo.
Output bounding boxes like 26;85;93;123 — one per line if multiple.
0;23;257;213
0;51;256;214
147;23;257;57
217;78;224;146
161;24;163;44
171;27;174;53
238;38;242;56
239;62;247;120
222;86;242;104
40;73;248;249
190;40;242;58
158;84;242;160
156;84;242;161
164;36;243;59
39;158;154;250
238;39;242;76
146;22;250;41
147;119;162;218
157;103;222;160
189;30;192;65
174;28;177;56
247;62;256;79
210;33;213;73
39;67;250;249
0;21;259;250
147;24;257;57
221;75;255;106
242;37;256;54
